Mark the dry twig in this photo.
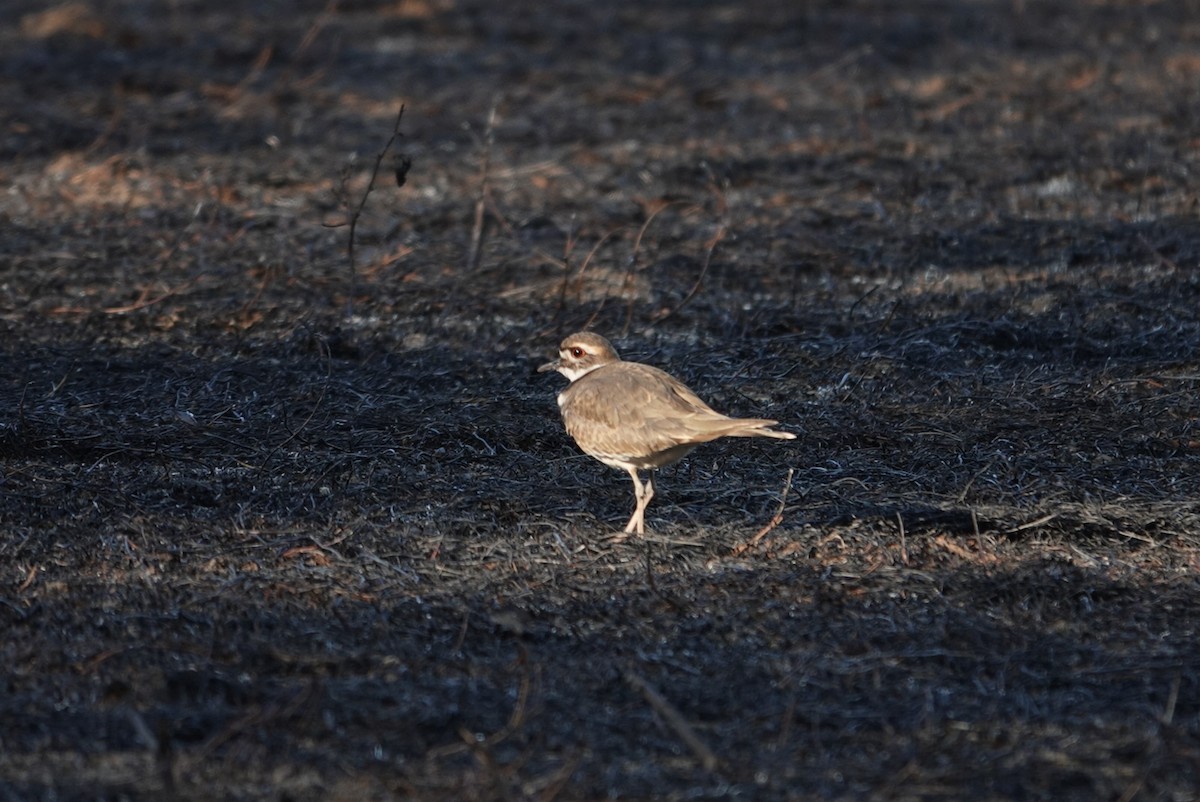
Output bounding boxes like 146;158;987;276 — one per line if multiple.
331;103;408;316
733;467;795;554
467;103;498;273
624;670;719;771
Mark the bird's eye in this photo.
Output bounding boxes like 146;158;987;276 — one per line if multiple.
570;347;585;358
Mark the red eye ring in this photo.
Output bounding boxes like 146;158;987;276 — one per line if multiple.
570;347;584;358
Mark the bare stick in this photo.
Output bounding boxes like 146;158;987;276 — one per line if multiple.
466;103;497;273
340;104;407;316
1161;673;1181;725
610;200;689;336
572;227;623;301
428;646;533;760
552;216;578;321
734;468;795;554
559;226;625;328
102;276;200;315
624;670;719;771
646;180;728;330
648;222;726;328
1005;512;1058;534
955;458;996;503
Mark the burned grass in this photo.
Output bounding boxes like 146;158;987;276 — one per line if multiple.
3;0;1200;799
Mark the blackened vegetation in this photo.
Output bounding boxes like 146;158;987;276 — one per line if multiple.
2;1;1200;800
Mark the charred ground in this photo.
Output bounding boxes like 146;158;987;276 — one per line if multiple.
2;1;1200;800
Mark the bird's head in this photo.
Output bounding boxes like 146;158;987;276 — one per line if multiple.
537;331;620;382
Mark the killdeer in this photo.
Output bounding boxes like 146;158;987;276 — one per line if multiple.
538;331;795;536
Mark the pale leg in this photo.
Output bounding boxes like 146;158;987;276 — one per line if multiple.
621;469;655;536
641;472;655;532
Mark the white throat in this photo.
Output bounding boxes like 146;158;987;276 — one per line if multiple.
559;363;604;383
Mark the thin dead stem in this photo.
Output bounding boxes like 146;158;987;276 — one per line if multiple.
624;670;719;771
733;467;795;554
333;103;408;316
644;180;729;330
467;103;498;273
617;200;693;336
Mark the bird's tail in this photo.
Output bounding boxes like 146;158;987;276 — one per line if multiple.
716;418;796;440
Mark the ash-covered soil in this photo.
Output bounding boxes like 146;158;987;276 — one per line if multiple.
2;1;1200;800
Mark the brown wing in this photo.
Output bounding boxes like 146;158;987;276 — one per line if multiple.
559;363;786;466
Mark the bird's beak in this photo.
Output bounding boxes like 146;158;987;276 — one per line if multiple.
537;359;560;373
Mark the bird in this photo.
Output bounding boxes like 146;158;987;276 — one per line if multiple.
538;331;795;537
